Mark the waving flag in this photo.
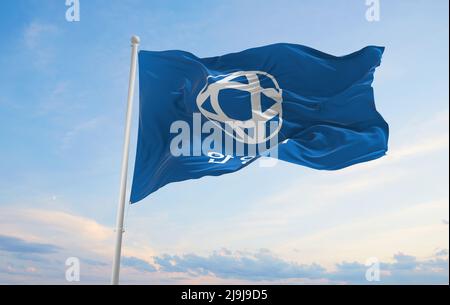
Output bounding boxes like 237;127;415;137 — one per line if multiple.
130;43;389;203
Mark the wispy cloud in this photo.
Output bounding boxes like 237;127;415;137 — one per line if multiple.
0;207;158;283
23;21;60;69
0;208;114;259
343;110;449;172
23;22;59;49
122;256;157;273
60;117;105;150
36;81;71;115
0;235;60;254
390;135;449;162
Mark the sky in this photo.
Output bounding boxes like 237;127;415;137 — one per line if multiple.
0;0;448;284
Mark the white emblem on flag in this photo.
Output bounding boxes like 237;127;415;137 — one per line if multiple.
196;71;283;144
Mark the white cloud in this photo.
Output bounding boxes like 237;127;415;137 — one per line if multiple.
0;207;158;284
0;207;113;258
153;248;448;284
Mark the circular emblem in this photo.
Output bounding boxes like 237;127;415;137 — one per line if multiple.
196;71;283;144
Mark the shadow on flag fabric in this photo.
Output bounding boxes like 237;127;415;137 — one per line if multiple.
130;43;389;203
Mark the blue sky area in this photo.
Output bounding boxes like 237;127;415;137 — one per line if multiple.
0;0;448;284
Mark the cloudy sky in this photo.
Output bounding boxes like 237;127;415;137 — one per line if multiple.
0;0;448;284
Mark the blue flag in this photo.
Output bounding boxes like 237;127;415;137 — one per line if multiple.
130;43;389;203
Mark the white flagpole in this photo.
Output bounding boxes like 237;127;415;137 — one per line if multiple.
111;35;140;285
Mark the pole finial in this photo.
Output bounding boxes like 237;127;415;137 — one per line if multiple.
131;35;140;45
